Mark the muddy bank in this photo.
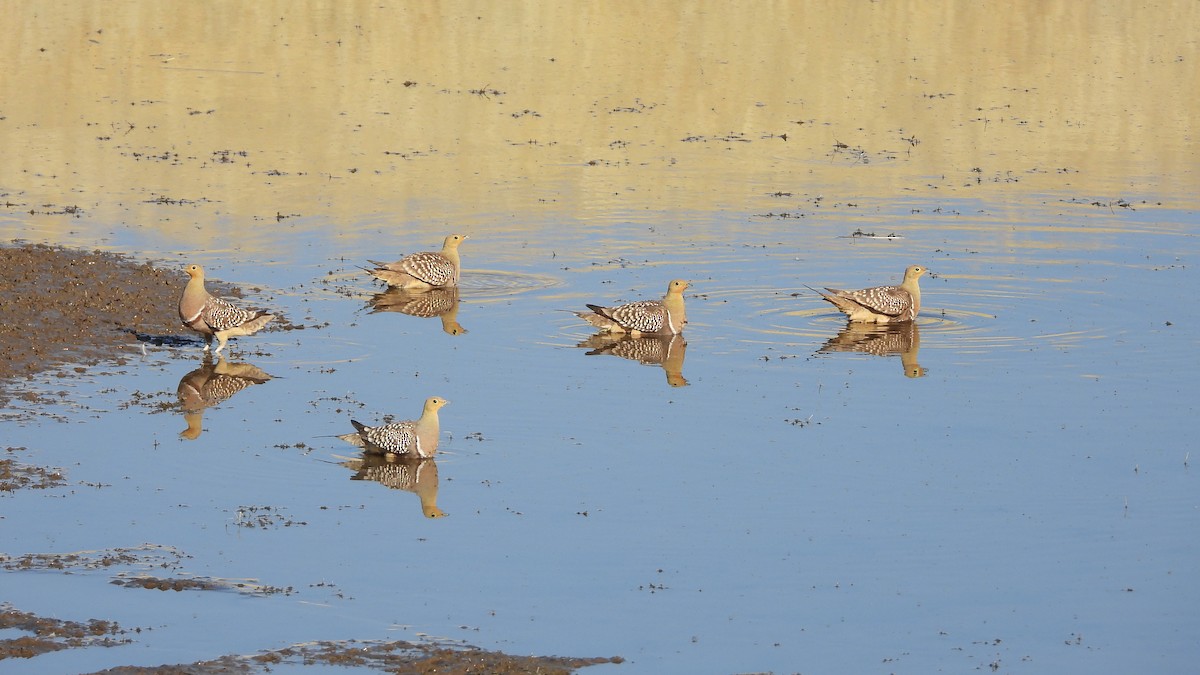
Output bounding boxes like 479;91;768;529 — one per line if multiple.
0;242;283;410
1;545;624;671
0;605;622;674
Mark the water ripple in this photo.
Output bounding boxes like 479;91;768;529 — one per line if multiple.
292;268;562;303
456;269;564;301
703;285;1106;353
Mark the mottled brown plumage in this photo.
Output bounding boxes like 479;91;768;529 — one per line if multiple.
365;234;468;289
575;279;690;336
339;396;449;458
178;264;275;354
813;265;927;323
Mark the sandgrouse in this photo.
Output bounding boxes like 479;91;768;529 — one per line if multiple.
812;265;927;323
340;396;449;458
365;234;468;289
178;264;275;354
575;279;690;337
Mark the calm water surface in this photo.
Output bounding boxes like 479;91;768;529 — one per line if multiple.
2;2;1198;673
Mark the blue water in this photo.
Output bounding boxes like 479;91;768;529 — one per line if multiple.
3;3;1200;667
3;193;1198;673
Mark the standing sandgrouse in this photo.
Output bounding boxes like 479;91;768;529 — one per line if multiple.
178;264;275;354
812;265;927;323
575;279;690;337
340;396;449;458
365;234;468;289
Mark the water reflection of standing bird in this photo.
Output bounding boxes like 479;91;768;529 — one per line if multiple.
817;321;926;378
810;265;927;323
362;234;468;289
577;333;690;387
367;286;466;335
176;355;273;439
341;454;446;518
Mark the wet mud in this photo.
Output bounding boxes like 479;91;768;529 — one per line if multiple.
0;242;260;409
0;607;129;659
84;639;622;674
0;602;623;674
0;244;618;672
1;447;67;491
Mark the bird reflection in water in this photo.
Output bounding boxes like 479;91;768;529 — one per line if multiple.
176;355;273;439
367;287;466;335
340;454;446;518
817;321;926;378
577;333;689;387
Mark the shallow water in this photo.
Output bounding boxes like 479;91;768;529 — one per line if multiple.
3;2;1199;673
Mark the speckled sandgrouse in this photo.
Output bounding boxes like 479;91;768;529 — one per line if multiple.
575;279;690;336
365;234;468;289
340;396;449;458
813;265;927;323
178;264;275;354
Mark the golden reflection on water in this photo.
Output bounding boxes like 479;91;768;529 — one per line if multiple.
342;454;447;519
817;322;926;378
576;333;690;387
176;355;273;439
367;287;468;336
2;1;1196;253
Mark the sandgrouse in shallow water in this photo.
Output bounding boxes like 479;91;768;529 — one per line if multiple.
340;396;449;458
812;265;927;323
178;264;275;354
365;234;468;289
575;279;690;337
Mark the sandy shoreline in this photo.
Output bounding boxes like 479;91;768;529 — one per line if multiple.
0;242;278;410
